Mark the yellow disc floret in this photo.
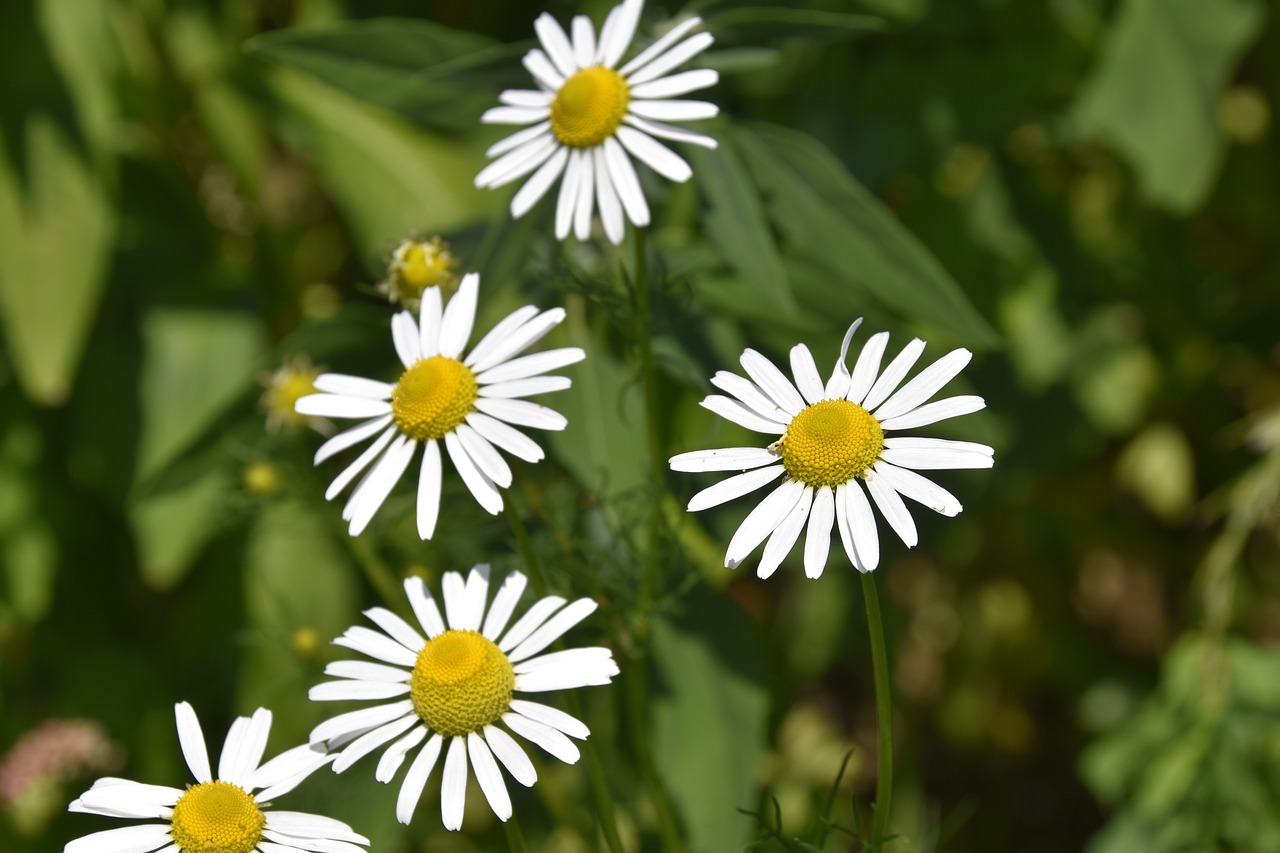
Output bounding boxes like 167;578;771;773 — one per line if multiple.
410;629;515;737
169;781;265;853
383;237;459;310
551;67;630;148
778;399;885;488
391;356;478;442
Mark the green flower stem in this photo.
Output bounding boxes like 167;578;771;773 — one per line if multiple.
341;526;404;612
625;654;684;851
503;811;529;853
861;571;894;850
504;503;624;853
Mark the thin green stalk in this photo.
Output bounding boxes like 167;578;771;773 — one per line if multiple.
504;497;548;598
342;530;403;612
632;228;665;490
625;655;684;851
503;811;529;853
861;572;894;851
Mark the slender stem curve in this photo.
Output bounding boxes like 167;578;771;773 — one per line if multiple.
861;571;894;850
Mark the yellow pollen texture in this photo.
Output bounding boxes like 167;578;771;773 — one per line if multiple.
779;399;885;488
551;66;630;148
391;356;478;442
410;629;515;737
169;781;265;853
395;240;456;292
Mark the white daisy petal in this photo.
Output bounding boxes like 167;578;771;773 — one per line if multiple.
740;349;806;415
391;312;423;366
467;308;567;373
834;484;861;571
480;105;550;125
878;395;986;430
467;733;511;821
324;659;409;683
789;344;826;405
625;32;716;86
669;447;780;472
263;812;368;844
405;575;447;637
438;273;479;359
623;114;718;149
313;375;394;399
441;571;468;630
259;833;364;853
514;651;618;690
475;347;585;385
333;627;418;668
465;413;545;463
724;479;806;568
502;712;580;764
615;125;692;182
619;16;704;76
555;150;584;239
395;734;442;824
522;49;565;90
75;783;178;819
844;479;880;571
511;146;570;218
444;431;505;514
419;285;443;357
574;149;596;239
440;737;469;831
479;376;572;398
459;564;493;632
363;607;426;653
700;395;788;433
598;0;643;67
325;428;397;501
464;305;542;371
219;707;272;786
456;423;514;489
486;121;552;159
346;434;416;536
629;67;719;99
498;596;567;652
475;135;557;189
803;486;835;579
508;599;598;662
593;145;625;244
481;571;529;640
508;700;591;739
332;715;418;773
310;701;415;746
534;13;577;78
174;703;211;783
847;330;889;404
873;348;972;421
482;725;537;787
710;371;792;422
881;437;994;470
824;320;863;398
315;415;394;465
474;397;569;431
499;89;554;108
627;99;718;122
571;15;596;67
295;394;392;420
417;439;442;540
756;486;813;580
865;469;918;548
872;462;962;517
248;744;332;798
686;464;785;512
862;338;925;413
378;726;428;783
602;137;650;227
64;823;173;853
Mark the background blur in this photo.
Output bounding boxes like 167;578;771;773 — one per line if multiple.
2;0;1279;851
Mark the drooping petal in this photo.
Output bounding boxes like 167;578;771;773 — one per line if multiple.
865;470;918;548
724;479;806;568
803;486;836;579
395;734;442;824
467;733;512;821
685;465;785;512
756;486;814;579
440;736;469;831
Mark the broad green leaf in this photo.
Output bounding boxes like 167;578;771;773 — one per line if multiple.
0;420;57;623
1073;0;1265;212
36;0;118;171
690;131;796;315
1115;423;1196;523
651;586;769;852
0;117;115;404
245;18;520;134
270;68;494;264
733;122;997;346
136;309;260;482
128;464;232;589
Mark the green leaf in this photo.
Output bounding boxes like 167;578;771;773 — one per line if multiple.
270;68;494;263
0;420;57;624
1115;423;1196;522
690;131;796;315
0;117;115;404
1073;0;1266;212
651;586;769;853
732;122;997;346
136;309;260;482
127;464;232;590
245;18;520;134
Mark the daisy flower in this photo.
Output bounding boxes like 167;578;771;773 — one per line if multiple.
476;0;718;244
670;320;994;579
308;565;618;830
65;702;367;853
294;273;583;538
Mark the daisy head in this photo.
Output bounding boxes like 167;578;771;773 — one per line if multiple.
260;355;323;433
65;702;367;853
294;273;584;538
308;565;619;830
670;320;994;579
476;0;719;244
378;236;460;312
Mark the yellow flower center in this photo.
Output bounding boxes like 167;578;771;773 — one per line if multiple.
394;239;457;292
551;67;630;148
169;781;265;853
410;629;515;737
778;399;885;488
391;356;478;442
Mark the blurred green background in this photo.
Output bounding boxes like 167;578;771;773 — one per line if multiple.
2;0;1279;851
